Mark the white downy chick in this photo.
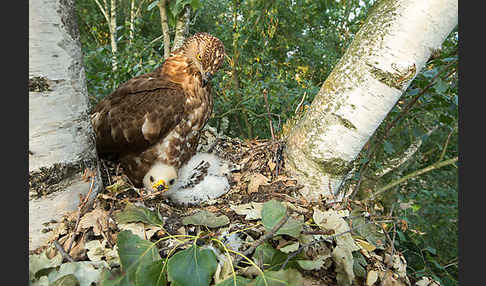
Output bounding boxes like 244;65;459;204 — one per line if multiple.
164;153;231;205
142;162;178;193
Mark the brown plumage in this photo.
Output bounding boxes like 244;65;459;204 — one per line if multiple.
91;32;225;192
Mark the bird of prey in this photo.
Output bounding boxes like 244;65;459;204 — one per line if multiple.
90;32;225;193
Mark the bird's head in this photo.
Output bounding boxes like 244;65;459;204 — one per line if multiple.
142;162;178;193
179;32;226;86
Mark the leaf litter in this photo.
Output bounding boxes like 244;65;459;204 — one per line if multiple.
30;128;422;285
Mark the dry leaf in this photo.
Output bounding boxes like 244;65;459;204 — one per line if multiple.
268;160;276;171
79;208;109;236
366;270;379;286
247;173;269;194
230;202;264;220
356;238;376;252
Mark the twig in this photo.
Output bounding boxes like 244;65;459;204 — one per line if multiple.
368;156;458;200
350;60;457;199
234;211;290;266
53;240;74;262
67;175;96;253
101;159;112;186
438;126;456;162
262;89;275;140
294;92;307;114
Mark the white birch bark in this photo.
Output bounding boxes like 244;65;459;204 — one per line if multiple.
110;0;118;72
284;0;458;201
172;5;191;51
94;0;118;72
374;126;438;178
158;0;171;59
29;0;102;250
129;0;135;44
128;0;146;45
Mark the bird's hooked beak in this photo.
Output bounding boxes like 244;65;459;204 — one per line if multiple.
202;72;213;87
152;179;169;193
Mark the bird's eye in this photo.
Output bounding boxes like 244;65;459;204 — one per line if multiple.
169;179;175;185
197;54;202;60
150;176;154;182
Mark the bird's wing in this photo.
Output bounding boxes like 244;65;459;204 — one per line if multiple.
91;72;186;154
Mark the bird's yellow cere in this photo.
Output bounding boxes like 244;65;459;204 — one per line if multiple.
152;179;169;192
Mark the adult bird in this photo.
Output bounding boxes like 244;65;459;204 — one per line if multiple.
91;32;225;193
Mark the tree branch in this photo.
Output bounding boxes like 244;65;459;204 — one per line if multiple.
374;126;438;178
438;125;456;162
369;156;458;200
93;0;111;29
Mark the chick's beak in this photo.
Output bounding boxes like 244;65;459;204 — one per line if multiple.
202;72;213;86
152;179;169;193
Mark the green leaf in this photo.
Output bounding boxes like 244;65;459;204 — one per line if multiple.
254;243;298;270
46;261;108;286
215;276;253;286
117;230;161;283
190;0;202;10
147;1;159;11
115;204;165;227
182;210;230;228
135;260;167;286
51;274;80;286
350;210;387;250
423;246;437;255
261;200;290;234
407;88;420;96
29;248;63;280
252;268;303;286
383;140;395;154
261;200;303;237
167;245;218;286
275;217;303;238
31;276;49;286
98;269;132;286
434;78;448;94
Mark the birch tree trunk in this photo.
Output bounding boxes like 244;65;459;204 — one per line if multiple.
29;0;102;251
109;0;117;72
129;0;135;44
157;0;171;59
94;0;118;72
172;5;191;51
284;0;458;202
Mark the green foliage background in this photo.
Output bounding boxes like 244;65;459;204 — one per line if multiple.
76;0;458;284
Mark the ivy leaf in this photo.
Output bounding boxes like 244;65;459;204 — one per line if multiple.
167;245;218;286
117;230;161;283
115;204;164;227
